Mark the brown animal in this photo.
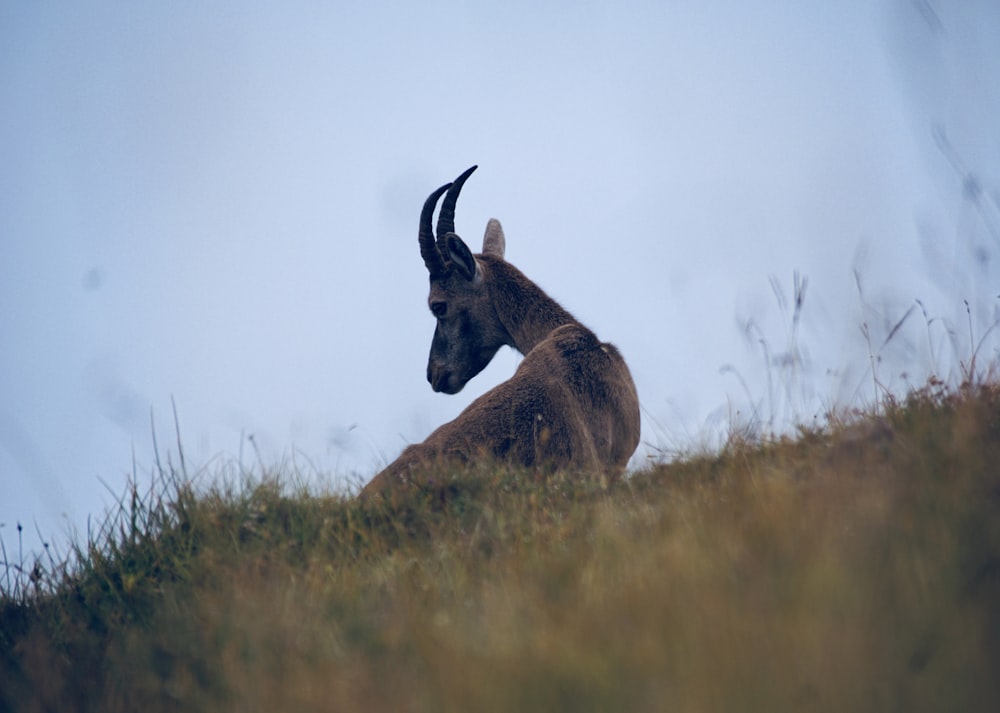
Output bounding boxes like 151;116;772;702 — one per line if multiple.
361;166;640;498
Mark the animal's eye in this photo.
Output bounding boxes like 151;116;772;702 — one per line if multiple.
430;301;448;318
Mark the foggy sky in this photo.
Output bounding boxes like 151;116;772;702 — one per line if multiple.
2;0;998;557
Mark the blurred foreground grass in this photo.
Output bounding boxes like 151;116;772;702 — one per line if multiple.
2;381;999;712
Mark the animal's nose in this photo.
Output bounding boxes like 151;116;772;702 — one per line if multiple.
428;365;450;392
428;365;466;394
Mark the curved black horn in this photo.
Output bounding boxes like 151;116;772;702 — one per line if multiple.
436;165;478;257
420;182;452;277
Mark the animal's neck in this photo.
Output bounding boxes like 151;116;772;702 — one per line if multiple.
487;260;580;354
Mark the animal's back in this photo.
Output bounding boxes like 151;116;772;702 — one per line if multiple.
527;323;640;472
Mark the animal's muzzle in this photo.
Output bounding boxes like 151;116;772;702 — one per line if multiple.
428;365;463;394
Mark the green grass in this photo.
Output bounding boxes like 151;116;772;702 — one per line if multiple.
2;381;1000;712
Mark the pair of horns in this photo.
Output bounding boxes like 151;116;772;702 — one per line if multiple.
419;165;478;278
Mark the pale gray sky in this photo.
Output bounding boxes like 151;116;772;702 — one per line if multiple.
2;1;998;555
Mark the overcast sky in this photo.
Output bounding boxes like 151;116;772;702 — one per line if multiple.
2;1;998;556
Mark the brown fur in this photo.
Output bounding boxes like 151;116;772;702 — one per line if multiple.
361;168;640;498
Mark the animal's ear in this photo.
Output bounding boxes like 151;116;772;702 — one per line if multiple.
482;218;505;258
445;233;479;282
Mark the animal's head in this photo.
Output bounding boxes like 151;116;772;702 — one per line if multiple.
418;166;509;394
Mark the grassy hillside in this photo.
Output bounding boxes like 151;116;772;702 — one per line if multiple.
2;382;999;712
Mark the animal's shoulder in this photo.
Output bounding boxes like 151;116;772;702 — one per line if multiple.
518;324;626;382
543;324;626;362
